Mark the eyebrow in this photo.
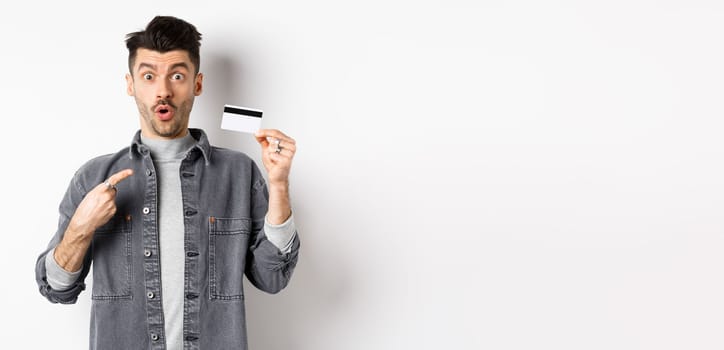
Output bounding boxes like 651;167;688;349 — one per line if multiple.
137;63;156;72
169;62;190;71
136;62;190;72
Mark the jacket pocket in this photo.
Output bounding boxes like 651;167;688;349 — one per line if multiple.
91;214;132;300
209;217;250;300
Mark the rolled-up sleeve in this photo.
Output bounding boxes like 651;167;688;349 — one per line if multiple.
45;248;83;290
264;213;297;253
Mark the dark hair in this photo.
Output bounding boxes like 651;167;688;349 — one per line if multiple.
125;16;202;74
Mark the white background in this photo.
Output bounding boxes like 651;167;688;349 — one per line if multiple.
2;1;723;349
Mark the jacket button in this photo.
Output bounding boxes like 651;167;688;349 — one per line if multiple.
185;335;198;341
146;169;152;176
186;293;198;299
144;249;152;257
186;251;199;257
147;292;155;299
185;210;197;217
150;333;159;341
143;207;150;214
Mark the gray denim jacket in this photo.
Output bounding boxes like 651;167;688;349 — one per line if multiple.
35;128;300;350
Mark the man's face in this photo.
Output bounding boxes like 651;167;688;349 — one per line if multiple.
126;48;203;139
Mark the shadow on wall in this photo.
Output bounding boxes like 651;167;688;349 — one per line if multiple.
195;50;265;158
199;50;353;349
193;50;242;147
245;236;354;349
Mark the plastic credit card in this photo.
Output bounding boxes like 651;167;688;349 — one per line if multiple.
220;104;263;133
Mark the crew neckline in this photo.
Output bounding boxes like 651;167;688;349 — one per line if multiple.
140;132;197;161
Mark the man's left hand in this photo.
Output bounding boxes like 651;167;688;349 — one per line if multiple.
255;129;296;187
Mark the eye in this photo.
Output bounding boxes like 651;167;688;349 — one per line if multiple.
172;73;184;80
143;73;153;80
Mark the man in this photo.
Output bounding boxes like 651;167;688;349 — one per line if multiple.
35;16;300;350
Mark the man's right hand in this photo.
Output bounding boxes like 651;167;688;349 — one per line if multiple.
54;169;134;272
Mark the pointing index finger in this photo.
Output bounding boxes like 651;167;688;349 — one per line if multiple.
107;169;134;186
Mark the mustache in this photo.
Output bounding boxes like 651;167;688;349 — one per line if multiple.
154;100;177;110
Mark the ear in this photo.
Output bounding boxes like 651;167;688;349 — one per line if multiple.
125;73;134;96
194;73;203;96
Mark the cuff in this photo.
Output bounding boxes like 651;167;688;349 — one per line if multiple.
44;248;82;290
264;213;297;254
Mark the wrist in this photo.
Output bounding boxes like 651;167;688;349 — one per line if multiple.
66;221;95;241
266;181;291;225
268;180;289;193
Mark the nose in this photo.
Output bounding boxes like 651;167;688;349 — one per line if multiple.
156;78;173;99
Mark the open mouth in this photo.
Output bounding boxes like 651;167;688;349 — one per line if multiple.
154;103;175;121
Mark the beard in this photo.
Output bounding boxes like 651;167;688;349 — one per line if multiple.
136;97;194;139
